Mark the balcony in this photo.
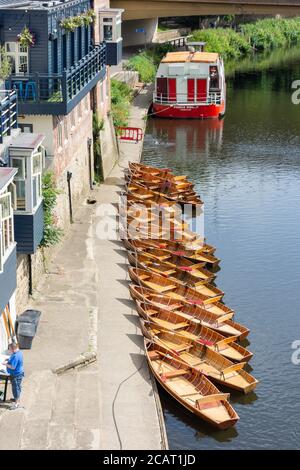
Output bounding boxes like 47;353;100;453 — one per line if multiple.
0;90;18;144
5;43;106;116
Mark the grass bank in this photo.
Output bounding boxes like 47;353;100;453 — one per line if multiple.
126;44;176;83
191;17;300;60
127;17;300;81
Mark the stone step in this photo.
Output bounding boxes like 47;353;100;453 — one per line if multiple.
20;370;57;450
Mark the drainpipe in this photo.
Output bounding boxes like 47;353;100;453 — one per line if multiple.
67;171;73;224
28;254;33;296
87;137;93;190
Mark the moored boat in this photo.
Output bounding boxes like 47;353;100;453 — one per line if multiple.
129;267;224;304
138;303;252;362
144;332;257;394
145;340;239;428
152;50;226;120
127;249;214;282
128;280;233;318
128;252;223;298
130;288;249;339
123;238;217;262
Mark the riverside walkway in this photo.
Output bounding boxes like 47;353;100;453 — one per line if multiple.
0;84;167;450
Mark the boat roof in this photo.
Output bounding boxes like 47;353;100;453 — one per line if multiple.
161;51;219;64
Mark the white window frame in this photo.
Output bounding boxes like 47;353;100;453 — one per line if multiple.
10;156;27;212
5;42;29;75
10;150;43;215
0;191;14;273
99;10;123;43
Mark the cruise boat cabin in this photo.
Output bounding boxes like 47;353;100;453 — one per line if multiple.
153;51;226;119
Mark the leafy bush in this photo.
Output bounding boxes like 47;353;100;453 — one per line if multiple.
110;80;133;128
41;172;63;247
241;17;300;51
191;17;300;59
0;46;12;80
93;113;104;182
127;52;157;83
126;44;176;83
191;28;251;59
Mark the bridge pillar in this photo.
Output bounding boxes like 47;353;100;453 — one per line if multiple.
122;18;158;47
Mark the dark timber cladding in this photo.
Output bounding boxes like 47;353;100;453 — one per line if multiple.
0;246;17;313
0;10;48;74
14;203;44;254
0;1;103;115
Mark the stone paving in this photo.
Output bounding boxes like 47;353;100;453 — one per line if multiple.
0;84;166;450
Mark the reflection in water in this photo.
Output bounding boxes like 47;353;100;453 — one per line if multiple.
142;48;300;449
148;118;224;161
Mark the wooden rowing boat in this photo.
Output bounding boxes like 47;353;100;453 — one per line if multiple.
125;172;194;192
129;267;225;305
129;281;234;317
127;181;203;206
128;162;188;180
137;302;252;362
128;281;233;318
123;237;217;260
144;333;257;394
128;252;223;299
136;297;246;340
121;192;182;215
145;339;239;428
127;249;214;282
129;286;249;338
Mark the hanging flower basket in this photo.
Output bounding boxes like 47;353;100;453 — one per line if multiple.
60;17;77;33
17;26;36;47
83;9;96;27
60;10;96;32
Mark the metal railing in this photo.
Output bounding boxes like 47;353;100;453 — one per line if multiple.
0;90;18;144
153;91;223;106
66;43;106;101
5;43;106;106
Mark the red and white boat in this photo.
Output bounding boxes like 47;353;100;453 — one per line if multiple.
152;49;226;119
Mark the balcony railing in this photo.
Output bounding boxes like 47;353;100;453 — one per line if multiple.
5;43;106;115
153;91;223;106
0;90;18;144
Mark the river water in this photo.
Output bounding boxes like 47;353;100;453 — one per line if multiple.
141;47;300;449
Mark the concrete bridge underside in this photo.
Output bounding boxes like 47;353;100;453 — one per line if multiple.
112;0;300;20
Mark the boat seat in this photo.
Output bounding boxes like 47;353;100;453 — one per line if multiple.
145;308;158;316
196;393;229;410
148;351;160;360
166;292;183;300
176;345;193;353
170;322;189;331
139;274;150;281
161;369;187;379
164;303;183;311
144;281;177;293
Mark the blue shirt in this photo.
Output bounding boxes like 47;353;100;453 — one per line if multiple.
7;350;24;377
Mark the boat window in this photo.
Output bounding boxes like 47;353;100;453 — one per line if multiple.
209;66;219;90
